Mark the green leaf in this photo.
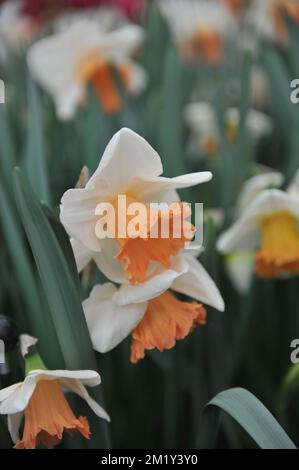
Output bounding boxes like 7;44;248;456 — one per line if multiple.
23;75;50;204
13;169;110;448
0;107;15;187
198;388;296;449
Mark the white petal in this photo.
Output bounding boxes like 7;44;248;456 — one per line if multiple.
238;171;284;213
100;24;144;61
93;238;127;284
246;110;273;139
7;412;23;443
0;377;37;414
61;378;110;422
218;189;299;253
19;334;38;358
288;169;299;198
172;255;225;311
133;171;213;202
83;283;147;352
225;252;254;294
0;383;23;404
27;369;102;387
70;238;93;272
126;60;147;95
60;187;102;252
112;255;189;305
87;128;163;195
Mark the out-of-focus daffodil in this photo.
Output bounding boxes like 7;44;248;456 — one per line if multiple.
158;0;237;64
83;253;224;363
0;369;109;449
184;102;272;157
244;0;299;43
27;19;146;119
60;128;212;285
218;187;299;279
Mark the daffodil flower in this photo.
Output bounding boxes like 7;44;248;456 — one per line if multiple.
27;19;146;119
184;102;272;157
158;0;237;64
0;369;110;449
83;253;224;363
218;188;299;279
244;0;299;43
60;128;212;285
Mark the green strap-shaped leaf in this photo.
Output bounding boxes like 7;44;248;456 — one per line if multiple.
23;75;50;205
199;388;296;449
14;168;110;448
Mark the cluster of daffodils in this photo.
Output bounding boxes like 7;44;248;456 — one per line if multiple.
217;168;299;291
60;128;225;363
0;336;109;449
184;102;272;158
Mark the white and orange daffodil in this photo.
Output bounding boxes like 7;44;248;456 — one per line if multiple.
244;0;299;43
0;369;109;449
218;186;299;279
60;128;213;285
27;19;146;120
82;253;224;364
222;169;284;292
157;0;237;64
184;102;272;157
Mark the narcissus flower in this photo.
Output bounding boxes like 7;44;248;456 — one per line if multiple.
158;0;237;64
83;253;224;363
244;0;299;43
0;369;110;449
217;189;299;279
60;128;212;285
27;19;145;119
184;102;272;157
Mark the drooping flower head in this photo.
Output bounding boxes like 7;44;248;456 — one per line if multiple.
0;369;109;449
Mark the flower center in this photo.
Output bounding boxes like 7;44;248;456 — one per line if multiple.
130;291;206;363
203;135;219;156
181;28;223;64
15;379;90;449
255;211;299;278
76;52;131;114
112;198;195;284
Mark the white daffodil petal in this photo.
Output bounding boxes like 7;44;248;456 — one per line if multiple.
100;25;144;61
83;284;147;353
7;412;23;443
225;251;254;295
60;187;102;252
238;171;284;213
126;60;147;95
0;383;22;404
87;128;163;195
218;189;299;253
172;255;225;311
61;379;110;422
93;238;127;284
19;334;38;358
70;238;93;273
27;369;102;387
133;171;213;201
113;256;189;305
0;377;37;414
